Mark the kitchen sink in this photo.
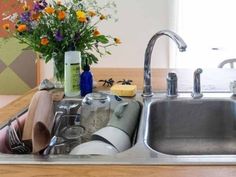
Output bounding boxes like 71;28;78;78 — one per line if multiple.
2;92;236;164
145;98;236;155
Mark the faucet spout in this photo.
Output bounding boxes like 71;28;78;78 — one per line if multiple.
143;30;187;97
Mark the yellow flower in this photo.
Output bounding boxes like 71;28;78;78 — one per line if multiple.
23;4;30;11
93;29;100;36
76;10;87;22
40;37;49;45
114;37;121;44
88;11;96;17
45;7;55;14
57;11;66;20
2;24;10;31
17;24;27;32
100;14;106;20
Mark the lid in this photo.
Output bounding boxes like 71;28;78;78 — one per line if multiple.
83;64;90;71
83;58;90;71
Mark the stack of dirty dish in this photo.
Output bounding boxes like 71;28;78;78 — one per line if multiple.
70;100;141;155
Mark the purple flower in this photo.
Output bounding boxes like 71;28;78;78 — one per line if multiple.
33;0;48;12
55;30;63;41
20;11;31;23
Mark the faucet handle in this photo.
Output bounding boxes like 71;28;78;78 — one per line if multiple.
166;72;178;98
191;68;203;99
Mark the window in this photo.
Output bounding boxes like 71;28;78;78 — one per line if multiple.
171;0;236;68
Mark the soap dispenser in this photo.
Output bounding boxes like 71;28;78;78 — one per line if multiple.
80;61;93;97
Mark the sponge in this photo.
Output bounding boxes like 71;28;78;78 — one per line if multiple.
110;84;137;97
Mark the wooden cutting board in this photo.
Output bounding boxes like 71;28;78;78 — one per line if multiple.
22;91;54;153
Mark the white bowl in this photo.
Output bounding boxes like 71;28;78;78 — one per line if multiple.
91;126;131;152
70;140;118;155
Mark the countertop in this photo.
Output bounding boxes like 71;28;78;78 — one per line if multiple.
1;68;236;177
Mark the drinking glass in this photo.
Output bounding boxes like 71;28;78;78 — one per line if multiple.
80;92;111;142
51;114;85;154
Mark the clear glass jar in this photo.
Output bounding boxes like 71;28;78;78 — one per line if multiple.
80;92;111;142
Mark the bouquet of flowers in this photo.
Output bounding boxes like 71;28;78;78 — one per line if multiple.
2;0;121;81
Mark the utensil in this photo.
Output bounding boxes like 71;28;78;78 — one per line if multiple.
8;119;31;154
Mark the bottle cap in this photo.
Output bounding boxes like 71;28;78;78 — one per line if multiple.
83;58;90;71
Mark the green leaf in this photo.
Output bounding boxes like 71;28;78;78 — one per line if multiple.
95;35;109;44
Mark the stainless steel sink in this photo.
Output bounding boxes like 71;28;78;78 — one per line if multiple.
145;98;236;155
2;92;236;165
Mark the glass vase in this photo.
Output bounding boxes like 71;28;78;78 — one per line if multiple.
53;56;64;88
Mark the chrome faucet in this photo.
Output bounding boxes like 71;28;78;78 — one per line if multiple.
143;30;187;97
191;68;203;99
166;72;178;98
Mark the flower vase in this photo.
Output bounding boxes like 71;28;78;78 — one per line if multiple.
53;58;64;88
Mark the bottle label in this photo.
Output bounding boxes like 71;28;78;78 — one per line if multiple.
71;63;80;91
65;63;80;96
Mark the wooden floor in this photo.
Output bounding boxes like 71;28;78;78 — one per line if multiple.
0;95;20;108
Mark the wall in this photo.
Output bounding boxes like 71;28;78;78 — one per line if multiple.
0;0;37;94
41;0;171;80
95;0;170;68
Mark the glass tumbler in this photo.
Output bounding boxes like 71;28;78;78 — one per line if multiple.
80;92;111;142
52;114;85;154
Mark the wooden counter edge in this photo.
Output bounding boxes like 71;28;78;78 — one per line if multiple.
0;88;38;124
1;164;236;177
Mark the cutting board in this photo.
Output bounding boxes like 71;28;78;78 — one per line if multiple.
22;91;54;153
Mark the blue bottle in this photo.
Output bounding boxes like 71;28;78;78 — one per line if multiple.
80;64;93;97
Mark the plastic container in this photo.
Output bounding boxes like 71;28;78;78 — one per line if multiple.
64;51;81;97
92;126;131;152
107;100;141;138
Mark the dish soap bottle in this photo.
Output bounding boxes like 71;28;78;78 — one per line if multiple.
64;51;81;97
80;62;93;97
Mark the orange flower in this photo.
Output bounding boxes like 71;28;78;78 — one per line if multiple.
57;10;66;20
45;7;55;14
100;14;106;20
93;29;100;36
32;12;41;21
76;10;87;22
88;11;96;17
40;37;49;45
17;24;27;32
114;37;121;44
2;24;10;30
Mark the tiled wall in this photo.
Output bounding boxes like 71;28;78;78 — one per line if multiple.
0;0;37;95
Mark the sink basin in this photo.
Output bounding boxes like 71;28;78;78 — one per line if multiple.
3;92;236;164
146;98;236;155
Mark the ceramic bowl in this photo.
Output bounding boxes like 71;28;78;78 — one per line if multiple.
69;140;118;155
